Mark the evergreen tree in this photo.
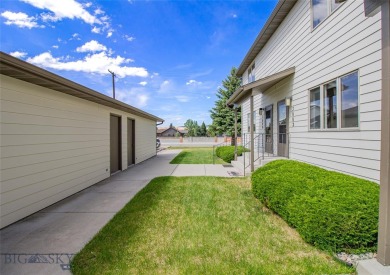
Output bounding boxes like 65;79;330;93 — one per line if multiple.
199;121;207;136
209;67;241;137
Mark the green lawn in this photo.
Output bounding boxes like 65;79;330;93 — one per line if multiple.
71;177;352;275
169;147;226;164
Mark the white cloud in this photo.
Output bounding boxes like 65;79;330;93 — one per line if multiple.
27;51;148;78
139;81;147;86
186;79;202;86
94;8;104;15
91;26;101;33
206;96;211;99
124;35;135;42
100;15;109;22
21;0;100;25
115;88;150;108
52;45;59;49
1;11;41;29
175;95;190;103
76;40;107;53
83;2;92;8
106;31;113;38
9;51;27;58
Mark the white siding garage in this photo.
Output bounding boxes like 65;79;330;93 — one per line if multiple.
0;52;163;229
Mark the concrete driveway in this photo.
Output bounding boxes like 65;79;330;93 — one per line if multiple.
0;149;241;275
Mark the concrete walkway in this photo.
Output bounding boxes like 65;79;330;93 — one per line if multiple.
0;149;242;275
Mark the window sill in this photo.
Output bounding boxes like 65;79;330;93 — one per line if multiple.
308;128;360;132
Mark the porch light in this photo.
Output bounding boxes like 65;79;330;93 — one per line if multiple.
285;97;292;107
259;108;264;115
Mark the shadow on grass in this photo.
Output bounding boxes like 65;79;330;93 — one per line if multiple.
71;176;172;272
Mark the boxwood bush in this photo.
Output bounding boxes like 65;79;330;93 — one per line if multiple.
252;160;379;253
215;146;248;163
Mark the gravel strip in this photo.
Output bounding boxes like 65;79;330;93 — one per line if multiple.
336;252;377;267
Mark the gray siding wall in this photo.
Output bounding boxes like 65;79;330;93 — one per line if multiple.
240;0;382;182
0;75;157;228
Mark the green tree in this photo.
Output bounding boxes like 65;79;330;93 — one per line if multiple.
199;121;207;136
209;67;241;137
184;119;200;137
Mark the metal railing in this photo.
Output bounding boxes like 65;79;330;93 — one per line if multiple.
241;132;290;176
212;137;243;164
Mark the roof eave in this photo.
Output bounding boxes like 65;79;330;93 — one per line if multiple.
0;51;164;122
236;0;298;77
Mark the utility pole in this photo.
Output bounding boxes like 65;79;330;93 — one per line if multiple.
108;69;116;99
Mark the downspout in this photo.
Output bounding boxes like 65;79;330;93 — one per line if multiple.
378;0;390;266
250;95;254;172
234;108;238;161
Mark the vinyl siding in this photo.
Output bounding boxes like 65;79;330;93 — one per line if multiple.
240;0;381;182
0;75;157;228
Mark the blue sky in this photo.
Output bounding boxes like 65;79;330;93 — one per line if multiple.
1;0;277;127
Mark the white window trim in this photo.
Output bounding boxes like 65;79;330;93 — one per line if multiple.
308;70;360;132
311;0;345;31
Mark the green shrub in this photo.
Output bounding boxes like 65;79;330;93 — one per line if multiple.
251;160;379;253
216;146;248;163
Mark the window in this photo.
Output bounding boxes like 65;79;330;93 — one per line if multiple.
309;71;359;130
324;80;337;128
248;63;255;83
312;0;343;29
310;87;321;129
341;72;359;128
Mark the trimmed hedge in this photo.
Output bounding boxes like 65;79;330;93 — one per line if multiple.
216;146;248;163
252;160;379;253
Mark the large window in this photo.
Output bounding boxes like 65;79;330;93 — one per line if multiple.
248;63;255;83
312;0;342;29
309;71;359;130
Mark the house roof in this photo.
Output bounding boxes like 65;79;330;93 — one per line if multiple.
157;126;188;134
0;51;164;122
157;127;171;134
236;0;298;77
227;67;295;106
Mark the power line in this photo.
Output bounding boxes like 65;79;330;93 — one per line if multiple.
108;69;117;99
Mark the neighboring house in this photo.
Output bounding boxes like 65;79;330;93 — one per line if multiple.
157;126;179;137
227;0;382;183
0;52;164;229
157;126;187;137
176;126;188;136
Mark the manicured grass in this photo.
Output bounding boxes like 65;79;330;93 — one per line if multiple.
170;147;226;164
72;177;353;275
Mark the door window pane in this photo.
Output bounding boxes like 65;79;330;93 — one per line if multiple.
278;102;287;144
265;108;272;142
341;72;359;128
312;0;328;28
310;87;321;129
